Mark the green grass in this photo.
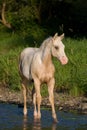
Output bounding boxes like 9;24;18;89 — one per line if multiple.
54;38;87;96
0;32;87;96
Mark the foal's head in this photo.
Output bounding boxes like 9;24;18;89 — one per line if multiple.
51;33;68;65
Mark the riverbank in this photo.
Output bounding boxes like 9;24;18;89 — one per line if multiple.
0;86;87;114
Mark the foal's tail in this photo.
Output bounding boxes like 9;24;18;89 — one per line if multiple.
18;54;23;76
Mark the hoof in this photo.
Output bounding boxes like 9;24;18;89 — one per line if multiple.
34;115;38;120
52;113;58;123
37;113;41;119
23;109;27;116
34;111;38;118
34;115;41;120
53;118;58;123
34;114;41;120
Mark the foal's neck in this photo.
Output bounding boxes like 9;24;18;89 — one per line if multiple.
43;51;52;66
41;42;52;66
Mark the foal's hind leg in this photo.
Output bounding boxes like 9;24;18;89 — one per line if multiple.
47;78;58;122
22;79;28;116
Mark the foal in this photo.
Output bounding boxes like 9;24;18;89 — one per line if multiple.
19;33;68;122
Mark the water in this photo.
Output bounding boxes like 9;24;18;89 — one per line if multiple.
0;103;87;130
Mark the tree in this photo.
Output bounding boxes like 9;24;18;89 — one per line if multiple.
0;2;12;29
0;0;87;37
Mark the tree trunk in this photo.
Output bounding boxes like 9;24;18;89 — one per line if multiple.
0;2;12;29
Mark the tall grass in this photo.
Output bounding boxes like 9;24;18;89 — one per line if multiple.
54;38;87;96
0;32;87;96
0;32;24;90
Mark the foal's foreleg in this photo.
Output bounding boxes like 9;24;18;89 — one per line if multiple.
48;78;58;122
34;79;41;119
22;82;27;116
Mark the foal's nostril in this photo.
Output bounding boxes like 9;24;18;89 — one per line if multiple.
62;56;65;59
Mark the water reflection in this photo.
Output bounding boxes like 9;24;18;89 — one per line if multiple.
32;119;41;130
23;116;57;130
23;116;28;130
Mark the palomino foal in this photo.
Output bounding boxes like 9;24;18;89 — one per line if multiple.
19;33;68;122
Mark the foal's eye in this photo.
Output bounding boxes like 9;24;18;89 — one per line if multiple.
55;46;59;50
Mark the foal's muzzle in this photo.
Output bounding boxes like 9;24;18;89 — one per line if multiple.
59;56;68;65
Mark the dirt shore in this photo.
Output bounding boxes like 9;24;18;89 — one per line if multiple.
0;86;87;114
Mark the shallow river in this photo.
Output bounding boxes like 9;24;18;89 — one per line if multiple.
0;103;87;130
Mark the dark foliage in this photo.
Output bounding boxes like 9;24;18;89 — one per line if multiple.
0;0;87;37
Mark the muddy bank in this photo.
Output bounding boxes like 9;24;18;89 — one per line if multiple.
0;86;87;114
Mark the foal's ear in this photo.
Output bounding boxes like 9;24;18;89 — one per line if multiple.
53;33;58;39
60;33;64;40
